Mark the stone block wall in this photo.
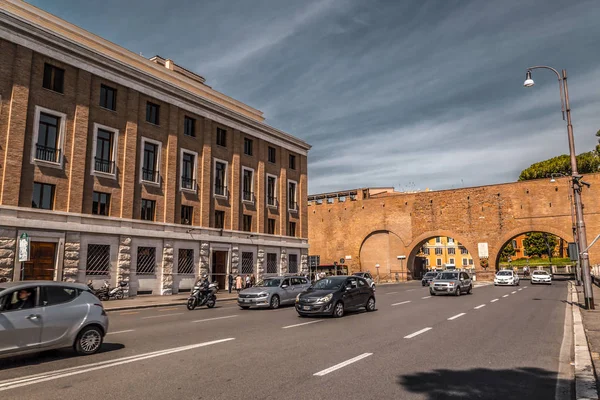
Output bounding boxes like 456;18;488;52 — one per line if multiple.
62;232;80;282
161;241;174;295
0;228;16;281
118;235;131;297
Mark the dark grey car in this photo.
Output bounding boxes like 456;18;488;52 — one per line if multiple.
238;276;310;309
430;271;473;296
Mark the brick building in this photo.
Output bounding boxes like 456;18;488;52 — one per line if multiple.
0;1;310;295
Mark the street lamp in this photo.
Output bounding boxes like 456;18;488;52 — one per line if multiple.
524;66;594;309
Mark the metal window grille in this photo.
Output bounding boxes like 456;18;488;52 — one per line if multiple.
178;249;195;275
86;244;110;276
266;253;278;274
289;254;298;274
241;252;254;274
136;247;156;275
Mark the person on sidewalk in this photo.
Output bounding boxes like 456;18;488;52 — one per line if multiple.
235;275;243;293
250;274;256;287
245;275;251;288
228;274;234;294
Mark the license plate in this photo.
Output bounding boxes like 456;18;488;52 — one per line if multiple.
303;306;311;310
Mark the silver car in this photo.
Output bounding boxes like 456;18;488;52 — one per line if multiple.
0;281;109;358
352;272;376;290
430;271;473;296
238;276;311;309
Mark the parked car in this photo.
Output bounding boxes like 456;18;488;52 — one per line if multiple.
296;276;376;318
0;281;108;359
531;270;552;285
238;276;310;309
430;271;472;296
421;271;439;286
352;272;376;289
494;270;520;286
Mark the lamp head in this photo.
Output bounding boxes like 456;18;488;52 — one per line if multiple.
550;178;556;183
523;70;534;87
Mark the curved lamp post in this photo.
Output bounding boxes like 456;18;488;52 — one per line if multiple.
525;66;594;309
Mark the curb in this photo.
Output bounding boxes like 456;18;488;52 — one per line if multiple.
570;282;600;400
105;295;238;312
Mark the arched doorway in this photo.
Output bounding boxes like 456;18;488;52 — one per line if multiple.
407;236;477;279
359;230;407;282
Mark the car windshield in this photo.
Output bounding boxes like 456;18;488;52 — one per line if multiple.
311;278;343;290
256;279;281;287
533;271;548;275
425;273;437;278
497;271;513;276
353;273;365;277
439;273;458;280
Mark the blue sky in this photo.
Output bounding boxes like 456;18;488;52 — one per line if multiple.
28;0;600;194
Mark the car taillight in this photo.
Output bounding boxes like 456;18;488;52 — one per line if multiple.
94;303;107;316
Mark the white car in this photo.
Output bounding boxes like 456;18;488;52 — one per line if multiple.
531;270;552;285
494;270;519;286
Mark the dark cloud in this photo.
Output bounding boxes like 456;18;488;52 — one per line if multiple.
27;0;600;193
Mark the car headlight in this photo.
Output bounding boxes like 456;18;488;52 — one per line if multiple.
296;294;301;302
448;282;455;286
317;293;333;303
258;292;268;297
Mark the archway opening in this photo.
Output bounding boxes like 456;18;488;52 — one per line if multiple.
408;236;475;280
359;230;407;282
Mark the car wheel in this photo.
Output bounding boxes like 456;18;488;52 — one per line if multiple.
74;326;103;356
366;297;376;312
467;285;473;294
333;301;344;318
270;295;280;309
455;287;461;296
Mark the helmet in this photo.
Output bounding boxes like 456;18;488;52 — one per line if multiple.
202;274;208;279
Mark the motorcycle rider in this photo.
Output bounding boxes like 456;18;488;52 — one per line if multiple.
197;274;211;303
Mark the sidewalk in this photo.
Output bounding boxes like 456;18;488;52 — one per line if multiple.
103;291;239;312
576;283;600;398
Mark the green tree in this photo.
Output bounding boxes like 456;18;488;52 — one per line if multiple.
500;243;516;261
518;151;600;181
523;232;558;258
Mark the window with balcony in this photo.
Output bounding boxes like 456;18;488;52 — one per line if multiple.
92;124;118;176
184;116;196;137
289;154;296;170
146;102;160;125
42;63;64;93
32;107;66;166
214;159;228;197
141;138;160;184
215;210;225;229
32;182;55;210
243;215;252;232
181;205;193;225
267;218;276;235
99;84;117;111
141;199;156;221
288;221;296;237
180;150;197;191
288;180;297;212
216;127;227;147
92;191;110;216
266;174;277;207
268;146;276;163
242;167;254;203
244;138;253;156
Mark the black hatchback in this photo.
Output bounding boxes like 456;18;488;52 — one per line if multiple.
295;276;376;318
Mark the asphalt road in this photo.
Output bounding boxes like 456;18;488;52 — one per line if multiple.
0;280;572;400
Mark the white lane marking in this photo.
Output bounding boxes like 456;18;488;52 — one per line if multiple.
448;313;466;321
511;291;517;294
518;288;523;291
282;320;323;329
141;313;184;320
491;299;499;302
385;291;399;295
421;296;431;299
502;294;509;298
474;304;486;309
407;289;416;292
192;315;238;323
313;353;373;376
106;329;135;335
404;327;432;339
524;286;528;288
0;338;235;391
391;301;411;306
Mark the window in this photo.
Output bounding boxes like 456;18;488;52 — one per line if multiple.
268;146;276;163
214;159;228;197
448;238;454;244
136;247;156;275
243;215;252;232
99;84;116;111
462;258;468;266
435;248;443;255
267;175;277;207
141;199;156;221
288;180;297;211
32;182;55;210
469;259;474;265
215;210;225;229
425;259;430;266
244;138;253;156
92;191;111;216
178;249;195;275
42;286;78;306
267;218;276;235
422;247;430;255
436;259;442;266
146;102;160;125
216;127;227;147
449;258;455;264
43;63;64;93
242;167;254;202
180;150;197;191
435;237;441;243
448;248;455;255
266;253;278;274
141;138;160;183
288;221;296;237
289;254;298;273
1;287;38;311
92;124;118;176
34;111;63;164
289;154;296;170
86;244;110;276
511;239;517;248
357;279;366;287
461;247;469;255
181;205;193;225
184;116;196;137
241;252;254;274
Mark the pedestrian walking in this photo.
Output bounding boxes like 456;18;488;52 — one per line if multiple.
235;275;243;293
228;274;234;294
250;274;256;287
245;275;251;288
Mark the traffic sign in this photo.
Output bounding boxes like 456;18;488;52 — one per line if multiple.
18;233;30;262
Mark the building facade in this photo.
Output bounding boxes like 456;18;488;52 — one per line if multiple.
417;236;474;269
0;1;310;295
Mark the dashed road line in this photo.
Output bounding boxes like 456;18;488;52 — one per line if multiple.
474;304;486;309
391;301;411;306
141;313;184;320
282;320;323;329
404;327;432;339
518;288;523;291
158;307;180;312
385;292;399;295
491;299;499;303
313;353;373;376
119;311;139;316
106;329;135;335
502;294;509;298
422;296;431;299
192;315;238;323
448;313;466;321
511;291;517;294
524;286;528;288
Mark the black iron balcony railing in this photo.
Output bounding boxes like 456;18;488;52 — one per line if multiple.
142;168;158;183
267;196;277;207
288;200;298;211
35;144;60;163
242;190;254;202
94;157;115;174
214;184;228;197
181;176;196;190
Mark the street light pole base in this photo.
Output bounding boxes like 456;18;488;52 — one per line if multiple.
585;297;595;310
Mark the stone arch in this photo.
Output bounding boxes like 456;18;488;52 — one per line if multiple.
358;230;408;281
406;231;480;279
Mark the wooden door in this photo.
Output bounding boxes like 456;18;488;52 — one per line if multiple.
23;242;56;280
211;251;228;289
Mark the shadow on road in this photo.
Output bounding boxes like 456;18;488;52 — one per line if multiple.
398;367;570;400
0;342;125;371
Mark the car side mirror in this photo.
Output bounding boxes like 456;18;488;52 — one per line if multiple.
281;284;288;289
